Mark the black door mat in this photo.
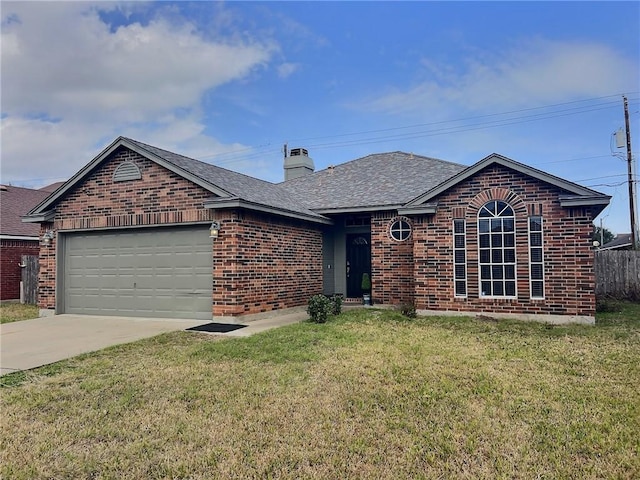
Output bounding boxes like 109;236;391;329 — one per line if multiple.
186;323;247;333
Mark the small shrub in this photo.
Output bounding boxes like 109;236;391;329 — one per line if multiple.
398;302;417;319
307;294;331;323
329;294;343;316
308;294;344;323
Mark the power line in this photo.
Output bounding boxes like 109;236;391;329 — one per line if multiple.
536;155;624;166
576;173;628;182
202;94;638;165
289;93;639;144
586;180;638;188
306;104;622;151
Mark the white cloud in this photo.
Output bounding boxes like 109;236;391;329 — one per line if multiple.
362;39;638;116
0;1;276;184
0;115;102;186
277;62;300;79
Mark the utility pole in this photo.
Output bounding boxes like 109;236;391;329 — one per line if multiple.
623;95;638;249
600;218;604;246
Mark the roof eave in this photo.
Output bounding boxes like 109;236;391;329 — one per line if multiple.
204;198;333;225
22;210;56;223
0;234;39;241
313;205;403;215
397;203;438;216
558;194;612;207
559;194;611;217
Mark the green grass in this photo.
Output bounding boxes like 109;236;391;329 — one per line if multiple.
0;302;38;324
1;304;639;479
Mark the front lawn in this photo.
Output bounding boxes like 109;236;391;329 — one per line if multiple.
1;304;639;479
0;302;38;324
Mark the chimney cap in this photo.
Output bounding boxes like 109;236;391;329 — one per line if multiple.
290;147;309;157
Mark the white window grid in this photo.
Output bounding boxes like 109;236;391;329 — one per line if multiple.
453;219;467;297
477;201;517;298
528;216;545;299
389;217;412;242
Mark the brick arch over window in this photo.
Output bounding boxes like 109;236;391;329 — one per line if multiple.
466;187;527;218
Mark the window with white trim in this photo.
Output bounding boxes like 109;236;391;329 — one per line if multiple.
453;219;467;297
529;216;544;298
478;200;516;298
389;217;412;242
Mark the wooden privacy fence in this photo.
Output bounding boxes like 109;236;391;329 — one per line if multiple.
594;250;640;299
20;255;39;305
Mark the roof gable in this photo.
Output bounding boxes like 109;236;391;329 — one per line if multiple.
404;153;611;213
26;137;328;224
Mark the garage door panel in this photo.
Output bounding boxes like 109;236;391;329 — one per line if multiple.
151;276;177;289
135;255;157;268
63;227;212;320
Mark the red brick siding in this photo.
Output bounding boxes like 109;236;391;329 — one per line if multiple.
412;165;596;317
0;239;39;300
212;210;323;316
371;213;415;305
54;147;213;227
38;224;56;309
39;147;216;311
38;146;322;317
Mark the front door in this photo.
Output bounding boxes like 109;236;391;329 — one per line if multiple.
346;234;371;298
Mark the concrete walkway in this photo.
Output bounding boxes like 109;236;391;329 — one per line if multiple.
0;309;308;376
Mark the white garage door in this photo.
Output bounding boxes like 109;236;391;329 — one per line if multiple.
63;226;213;320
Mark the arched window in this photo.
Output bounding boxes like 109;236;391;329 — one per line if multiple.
478;200;516;297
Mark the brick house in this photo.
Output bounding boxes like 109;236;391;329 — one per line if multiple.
1;183;63;301
24;136;610;323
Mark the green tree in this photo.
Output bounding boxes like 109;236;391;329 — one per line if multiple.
592;225;614;246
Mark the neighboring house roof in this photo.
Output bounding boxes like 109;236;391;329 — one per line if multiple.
279;151;466;213
38;181;65;193
600;233;633;250
0;185;52;238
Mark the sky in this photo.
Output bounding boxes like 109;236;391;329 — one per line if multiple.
1;1;639;235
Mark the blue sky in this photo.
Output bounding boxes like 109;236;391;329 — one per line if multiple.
1;1;638;235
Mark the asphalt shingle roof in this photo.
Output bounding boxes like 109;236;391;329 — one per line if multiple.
601;233;632;250
279;152;467;211
124;138;325;219
24;137;612;227
1;185;53;236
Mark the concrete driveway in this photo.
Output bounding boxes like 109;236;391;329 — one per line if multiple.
0;314;212;376
0;310;308;376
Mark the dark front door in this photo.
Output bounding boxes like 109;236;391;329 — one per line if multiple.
346;234;371;298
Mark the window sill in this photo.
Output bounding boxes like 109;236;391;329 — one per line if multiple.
479;296;518;301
